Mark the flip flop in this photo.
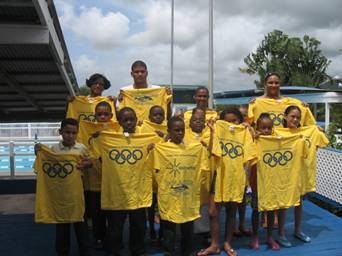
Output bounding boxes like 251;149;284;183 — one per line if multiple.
197;248;221;256
276;236;292;248
294;232;311;243
226;248;238;256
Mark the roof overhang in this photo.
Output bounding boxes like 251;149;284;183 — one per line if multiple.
0;0;78;122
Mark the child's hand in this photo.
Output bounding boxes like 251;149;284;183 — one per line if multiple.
107;95;117;102
301;101;309;107
241;122;251;128
147;143;155;153
77;155;92;170
118;90;124;102
66;96;75;102
254;130;261;139
207;118;215;131
155;130;164;138
200;140;208;148
34;143;42;155
249;97;256;104
92;131;101;138
166;87;172;95
317;125;324;132
137;120;143;126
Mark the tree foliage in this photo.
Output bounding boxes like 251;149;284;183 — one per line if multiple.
240;30;331;89
78;85;90;96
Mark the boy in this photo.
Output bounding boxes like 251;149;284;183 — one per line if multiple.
34;118;91;256
148;116;210;256
91;107;160;256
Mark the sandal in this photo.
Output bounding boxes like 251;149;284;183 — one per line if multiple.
294;232;311;243
197;247;221;256
226;248;238;256
276;236;292;248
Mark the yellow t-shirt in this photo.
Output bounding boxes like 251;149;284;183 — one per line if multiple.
183;109;218;128
77;120;120;192
248;97;316;127
91;132;161;210
147;141;210;223
119;87;172;121
140;120;167;135
256;135;308;211
66;96;117;122
34;145;84;223
274;126;329;194
214;120;257;203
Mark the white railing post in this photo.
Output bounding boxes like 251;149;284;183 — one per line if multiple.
9;141;15;179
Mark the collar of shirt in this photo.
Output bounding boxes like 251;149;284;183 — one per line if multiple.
57;141;83;151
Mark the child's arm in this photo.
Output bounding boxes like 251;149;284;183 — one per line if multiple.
206;118;215;153
34;143;42;156
154;130;165;138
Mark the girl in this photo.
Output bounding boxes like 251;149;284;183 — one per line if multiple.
276;105;328;247
199;108;256;256
249;113;280;250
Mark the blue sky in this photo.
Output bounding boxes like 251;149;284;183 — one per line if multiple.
55;0;342;95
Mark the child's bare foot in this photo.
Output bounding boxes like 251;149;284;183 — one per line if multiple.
267;237;280;250
249;236;259;250
197;245;221;256
223;242;238;256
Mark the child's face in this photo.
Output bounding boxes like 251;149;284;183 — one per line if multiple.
190;110;205;133
149;107;165;124
194;89;209;109
90;78;105;96
223;113;240;125
95;106;113;122
265;75;280;98
119;111;137;133
59;124;78;147
239;106;248;122
257;119;273;135
284;109;301;128
168;121;185;144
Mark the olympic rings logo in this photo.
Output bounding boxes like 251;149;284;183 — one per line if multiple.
78;113;96;122
263;151;293;167
220;142;243;159
269;113;284;126
42;161;74;178
109;149;143;165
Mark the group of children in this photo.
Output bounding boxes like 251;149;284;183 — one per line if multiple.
33;68;329;256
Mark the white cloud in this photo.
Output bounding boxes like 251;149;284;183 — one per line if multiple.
56;0;342;94
58;1;130;50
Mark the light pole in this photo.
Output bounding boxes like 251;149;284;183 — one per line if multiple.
170;0;174;91
208;0;214;108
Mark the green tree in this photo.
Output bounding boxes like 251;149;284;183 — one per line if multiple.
78;85;90;96
240;30;331;88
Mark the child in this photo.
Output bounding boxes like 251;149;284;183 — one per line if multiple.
91;107;160;255
141;105;167;241
275;105;328;247
34;118;91;256
141;105;167;138
249;113;279;250
85;101;117;249
66;73;117;122
148;116;210;256
199;108;256;256
184;108;216;240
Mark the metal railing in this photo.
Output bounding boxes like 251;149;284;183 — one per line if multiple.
0;139;59;178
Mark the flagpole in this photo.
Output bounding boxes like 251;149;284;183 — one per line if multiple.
208;0;214;108
170;0;174;91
